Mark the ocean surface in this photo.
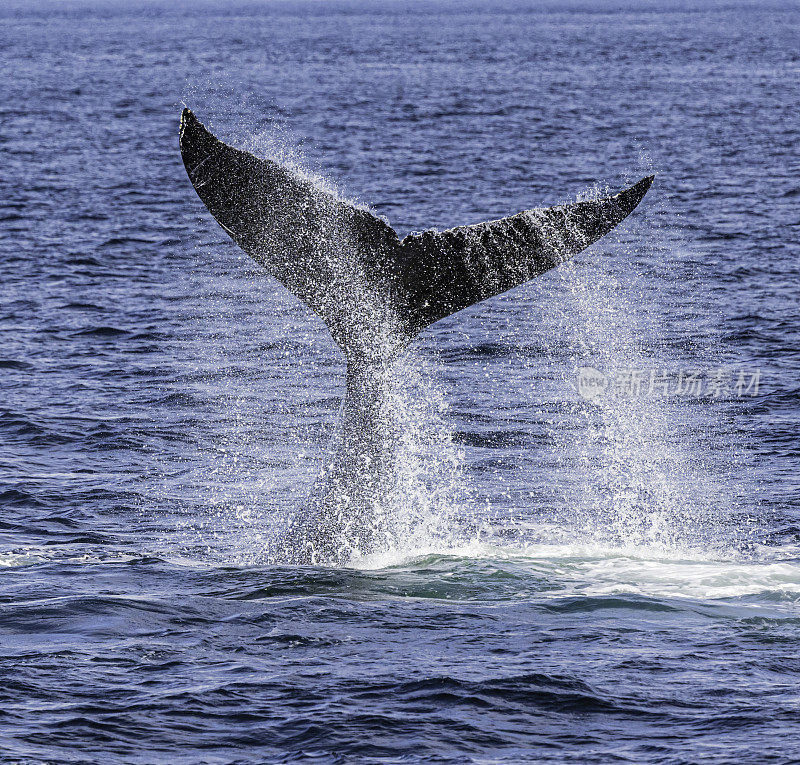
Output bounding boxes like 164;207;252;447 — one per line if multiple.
2;0;800;762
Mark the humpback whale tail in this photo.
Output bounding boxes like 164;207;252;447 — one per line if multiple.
178;108;653;563
179;109;653;363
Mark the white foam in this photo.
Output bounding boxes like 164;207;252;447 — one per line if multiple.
353;538;800;603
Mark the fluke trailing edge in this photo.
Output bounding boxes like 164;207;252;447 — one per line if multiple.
178;108;653;563
179;109;653;362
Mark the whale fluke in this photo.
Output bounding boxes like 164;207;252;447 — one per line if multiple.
179;108;654;564
179;108;653;359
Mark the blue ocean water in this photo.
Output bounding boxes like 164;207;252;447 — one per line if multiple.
2;0;800;762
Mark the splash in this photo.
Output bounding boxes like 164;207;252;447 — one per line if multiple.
268;342;466;565
362;348;466;558
540;182;748;558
